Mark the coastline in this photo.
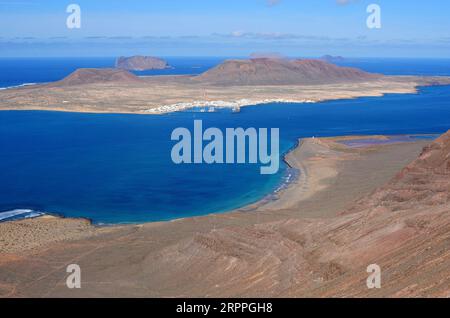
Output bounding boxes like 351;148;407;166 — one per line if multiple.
1;76;450;114
144;98;317;114
0;134;431;257
0;133;435;297
0;138;304;228
0;83;38;91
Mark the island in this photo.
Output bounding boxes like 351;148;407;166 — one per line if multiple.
1;57;450;114
115;55;171;71
320;55;346;63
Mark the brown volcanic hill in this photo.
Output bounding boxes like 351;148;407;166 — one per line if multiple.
145;131;450;297
194;58;380;85
115;56;170;71
55;68;144;86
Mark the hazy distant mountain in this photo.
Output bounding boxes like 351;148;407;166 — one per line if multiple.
115;56;171;71
56;68;144;86
320;55;346;63
194;58;380;85
249;52;286;59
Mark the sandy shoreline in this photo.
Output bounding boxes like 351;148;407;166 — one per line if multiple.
0;133;434;297
0;133;436;297
245;135;431;216
0;135;430;254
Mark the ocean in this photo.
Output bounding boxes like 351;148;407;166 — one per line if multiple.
1;57;450;224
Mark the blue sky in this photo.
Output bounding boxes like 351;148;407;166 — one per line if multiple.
0;0;449;57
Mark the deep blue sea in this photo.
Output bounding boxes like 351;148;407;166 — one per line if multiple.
1;57;450;224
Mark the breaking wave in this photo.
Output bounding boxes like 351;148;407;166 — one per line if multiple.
0;209;45;222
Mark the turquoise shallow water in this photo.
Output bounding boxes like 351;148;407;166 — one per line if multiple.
0;58;450;224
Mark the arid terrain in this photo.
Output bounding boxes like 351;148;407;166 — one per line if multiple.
1;58;450;298
1;58;450;114
1;131;449;298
